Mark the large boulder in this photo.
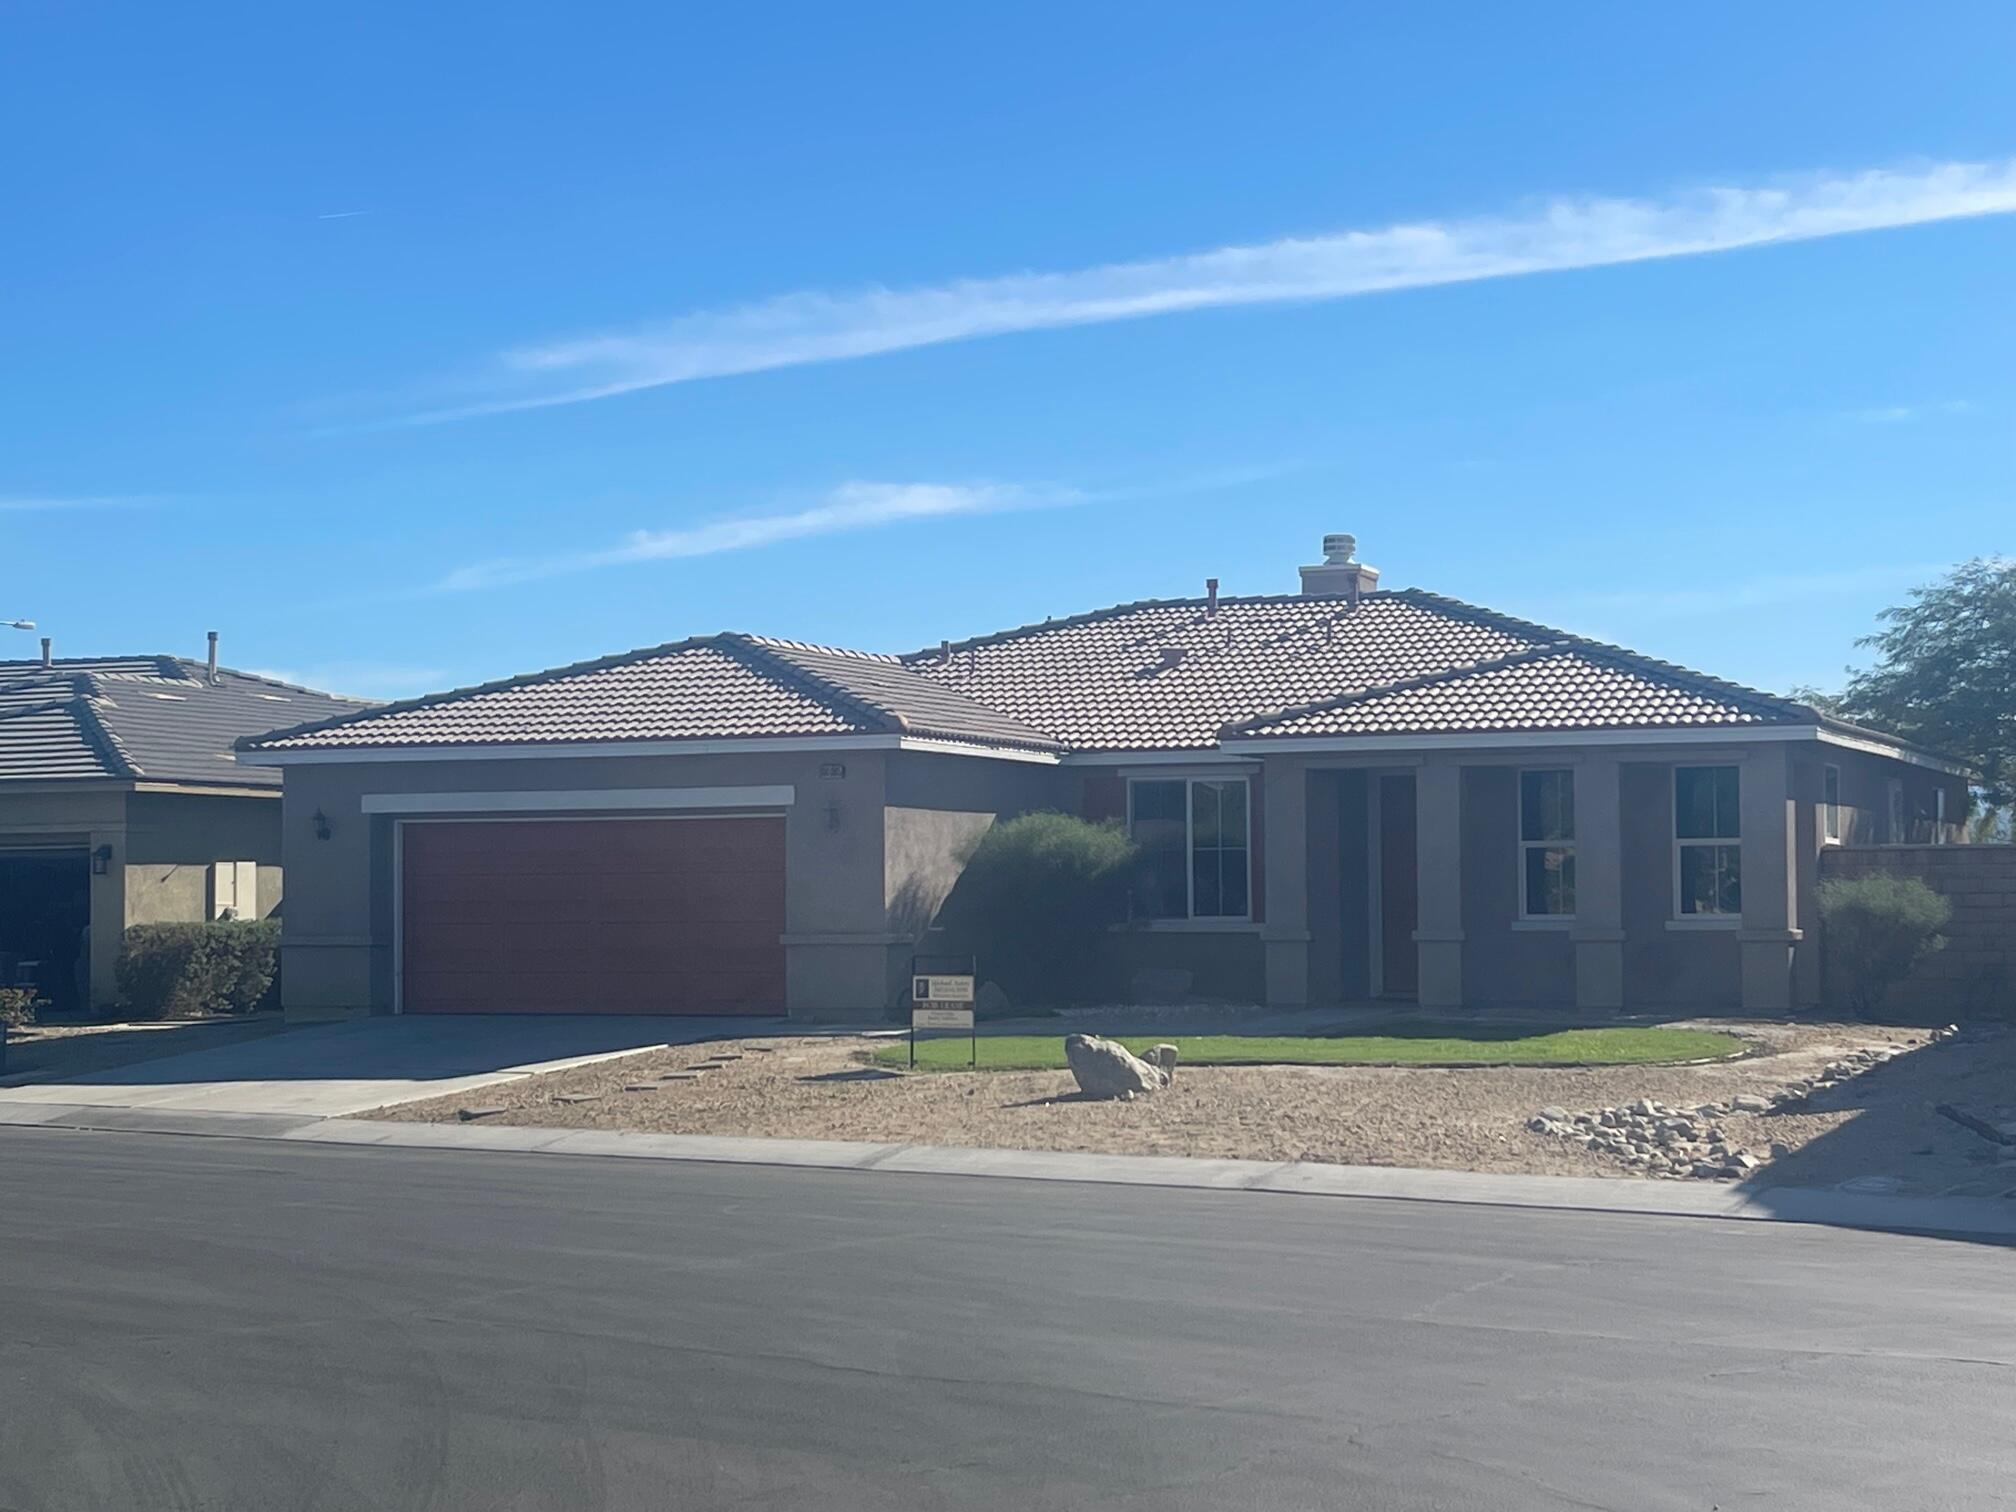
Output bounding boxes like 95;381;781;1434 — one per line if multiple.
1064;1033;1170;1099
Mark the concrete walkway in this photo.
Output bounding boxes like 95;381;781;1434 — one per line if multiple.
0;1014;783;1116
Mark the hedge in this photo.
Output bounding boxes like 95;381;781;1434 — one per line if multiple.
1817;875;1951;1015
115;921;282;1019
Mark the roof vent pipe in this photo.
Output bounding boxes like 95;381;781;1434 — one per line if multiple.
940;639;952;663
1205;578;1219;615
1298;532;1380;604
206;630;219;685
40;636;52;668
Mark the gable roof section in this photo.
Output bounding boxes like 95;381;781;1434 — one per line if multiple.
898;590;1551;750
240;634;1062;754
0;660;370;786
1224;644;1800;740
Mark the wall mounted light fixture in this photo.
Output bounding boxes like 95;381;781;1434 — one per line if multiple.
312;809;332;841
90;844;113;876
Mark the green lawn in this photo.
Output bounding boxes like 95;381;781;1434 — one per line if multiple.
874;1025;1745;1073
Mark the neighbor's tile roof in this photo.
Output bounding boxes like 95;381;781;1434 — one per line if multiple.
241;634;1062;754
1225;646;1796;740
0;657;369;785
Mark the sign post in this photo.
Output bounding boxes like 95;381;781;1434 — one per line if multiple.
909;954;977;1069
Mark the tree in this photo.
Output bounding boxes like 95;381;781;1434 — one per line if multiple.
1833;557;2016;807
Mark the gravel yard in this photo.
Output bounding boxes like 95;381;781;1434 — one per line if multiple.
365;1018;2014;1196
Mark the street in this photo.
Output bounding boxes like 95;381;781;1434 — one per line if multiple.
2;1129;2010;1511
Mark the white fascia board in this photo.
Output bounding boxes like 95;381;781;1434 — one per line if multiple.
362;785;795;815
1064;750;1261;767
1218;723;1967;773
254;733;1058;766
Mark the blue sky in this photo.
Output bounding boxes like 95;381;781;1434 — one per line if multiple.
4;2;2012;700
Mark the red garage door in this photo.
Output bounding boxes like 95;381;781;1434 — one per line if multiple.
400;817;785;1015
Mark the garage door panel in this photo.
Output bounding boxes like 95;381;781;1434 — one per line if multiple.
401;817;786;1015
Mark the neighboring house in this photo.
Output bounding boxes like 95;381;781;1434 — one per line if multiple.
240;537;1967;1022
0;641;369;1010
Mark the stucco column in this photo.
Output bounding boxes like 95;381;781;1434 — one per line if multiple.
1737;745;1801;1012
1413;761;1464;1008
1570;756;1626;1012
1261;758;1311;1006
87;828;124;1010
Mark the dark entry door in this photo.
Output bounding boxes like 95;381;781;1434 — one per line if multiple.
1378;776;1418;998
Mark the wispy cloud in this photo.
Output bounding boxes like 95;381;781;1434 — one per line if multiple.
389;157;2016;424
437;480;1070;592
315;210;373;220
245;662;448;700
1844;399;1977;425
1559;563;1949;619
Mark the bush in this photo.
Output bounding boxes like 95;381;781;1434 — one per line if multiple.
114;921;282;1019
1818;876;1952;1015
0;987;40;1028
937;812;1136;1007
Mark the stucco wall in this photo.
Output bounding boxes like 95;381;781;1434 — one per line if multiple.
123;791;284;923
1818;844;2016;1016
1460;765;1576;1007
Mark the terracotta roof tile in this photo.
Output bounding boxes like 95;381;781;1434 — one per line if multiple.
1228;646;1795;739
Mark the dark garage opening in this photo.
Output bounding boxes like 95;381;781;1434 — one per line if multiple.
0;853;90;1014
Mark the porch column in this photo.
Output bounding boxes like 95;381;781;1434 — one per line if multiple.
1414;760;1464;1008
1570;756;1626;1012
1261;759;1311;1006
1738;745;1801;1011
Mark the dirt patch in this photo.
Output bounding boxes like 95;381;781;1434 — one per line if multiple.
365;1019;2011;1196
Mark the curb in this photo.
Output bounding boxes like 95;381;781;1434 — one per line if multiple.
5;1102;2013;1240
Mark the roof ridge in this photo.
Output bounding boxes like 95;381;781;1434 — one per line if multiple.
1391;588;1804;718
237;632;740;752
740;634;900;664
1223;643;1567;736
0;690;143;777
896;589;1400;662
717;635;906;734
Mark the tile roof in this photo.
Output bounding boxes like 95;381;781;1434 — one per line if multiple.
241;634;1062;754
235;587;1826;760
0;658;370;786
1225;645;1797;739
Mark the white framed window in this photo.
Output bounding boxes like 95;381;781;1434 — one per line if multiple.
1674;766;1741;918
1127;777;1251;920
1822;764;1842;844
1518;769;1575;918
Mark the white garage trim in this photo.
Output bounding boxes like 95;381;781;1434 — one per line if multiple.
364;785;794;815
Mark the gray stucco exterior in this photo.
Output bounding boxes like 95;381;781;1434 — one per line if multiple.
266;724;1964;1022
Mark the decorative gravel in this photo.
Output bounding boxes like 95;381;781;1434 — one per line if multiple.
362;1019;2015;1195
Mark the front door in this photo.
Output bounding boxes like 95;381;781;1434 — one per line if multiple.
1378;775;1418;998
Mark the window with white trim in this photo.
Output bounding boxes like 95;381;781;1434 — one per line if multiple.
1822;764;1842;844
1675;766;1741;916
1127;777;1251;920
1518;769;1575;918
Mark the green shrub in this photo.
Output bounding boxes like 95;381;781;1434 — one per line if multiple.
1818;875;1952;1014
0;987;41;1028
114;921;282;1019
937;812;1136;1008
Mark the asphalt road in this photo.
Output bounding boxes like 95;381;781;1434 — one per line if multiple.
2;1131;2010;1511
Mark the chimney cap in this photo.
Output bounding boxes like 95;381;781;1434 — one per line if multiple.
1322;533;1358;565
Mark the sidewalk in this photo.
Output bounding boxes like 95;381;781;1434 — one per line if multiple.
4;1099;2011;1242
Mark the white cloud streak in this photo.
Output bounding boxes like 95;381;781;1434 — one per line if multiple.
244;662;449;700
399;157;2016;423
437;480;1066;592
0;495;148;512
1844;399;1977;424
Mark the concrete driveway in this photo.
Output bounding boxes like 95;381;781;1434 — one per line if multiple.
0;1015;784;1117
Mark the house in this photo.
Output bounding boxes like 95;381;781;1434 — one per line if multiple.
0;638;369;1010
240;537;1967;1022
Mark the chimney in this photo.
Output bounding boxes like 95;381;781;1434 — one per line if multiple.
40;636;51;668
1298;533;1380;602
1205;577;1219;615
205;630;220;685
